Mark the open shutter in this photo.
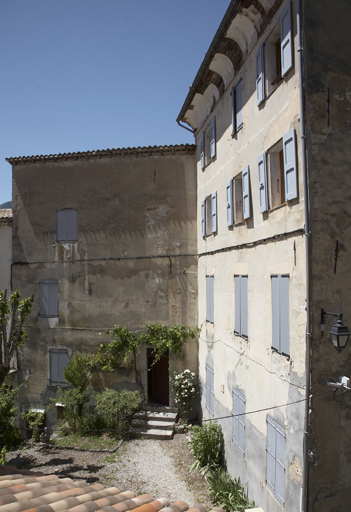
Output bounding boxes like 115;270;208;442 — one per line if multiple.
242;166;251;220
283;128;297;201
258;152;268;213
226;180;234;227
206;276;214;324
280;275;290;356
280;1;293;76
201;200;206;237
211;191;217;233
256;43;265;106
234;276;241;336
271;275;280;351
235;80;243;131
40;282;49;316
201;132;205;169
210;117;216;159
231;86;235;135
241;276;248;339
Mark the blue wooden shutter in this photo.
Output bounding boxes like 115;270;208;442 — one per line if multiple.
231;86;235;135
271;275;280;351
226;180;234;227
241;276;248;339
58;350;68;385
40;282;49;316
66;210;77;241
210;117;216;159
266;416;276;493
211;191;217;233
201;200;206;237
258;152;268;213
50;350;59;384
201;132;205;169
280;1;293;77
48;282;58;317
206;365;214;415
256;43;265;106
206;275;214;324
236;80;243;130
280;275;290;356
275;423;286;505
233;389;246;455
234;276;241;336
242;166;251;220
232;389;239;447
283;128;297;201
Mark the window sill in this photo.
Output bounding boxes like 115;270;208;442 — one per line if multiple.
269;202;286;213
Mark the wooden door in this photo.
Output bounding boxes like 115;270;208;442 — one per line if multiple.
147;349;169;405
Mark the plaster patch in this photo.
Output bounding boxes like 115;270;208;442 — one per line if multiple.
289;456;303;484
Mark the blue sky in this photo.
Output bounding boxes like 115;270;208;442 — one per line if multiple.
0;0;229;205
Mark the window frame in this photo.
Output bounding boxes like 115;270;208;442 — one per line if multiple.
49;348;68;386
201;117;216;169
232;79;243;136
201;192;217;237
40;280;58;318
266;416;286;506
205;364;214;415
232;388;246;456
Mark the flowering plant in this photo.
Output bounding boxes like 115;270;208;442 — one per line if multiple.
171;369;196;419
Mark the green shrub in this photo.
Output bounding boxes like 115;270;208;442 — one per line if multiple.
0;446;6;465
55;387;92;431
95;388;142;435
189;421;223;471
206;468;254;512
21;408;45;442
0;384;22;448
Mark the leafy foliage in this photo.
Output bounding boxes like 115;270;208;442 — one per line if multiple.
0;289;33;386
95;388;142;433
171;369;196;419
206;468;254;512
0;384;22;448
189;421;223;472
0;446;6;465
21;408;45;442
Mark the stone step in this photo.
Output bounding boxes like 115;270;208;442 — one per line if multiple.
131;419;175;430
142;405;178;414
134;410;178;422
129;428;174;440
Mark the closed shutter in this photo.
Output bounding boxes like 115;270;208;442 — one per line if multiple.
201;132;205;169
233;388;245;455
271;275;280;351
201;200;206;237
206;365;214;415
258;152;268;213
48;282;58;317
50;351;59;384
226;180;234;227
40;281;58;317
235;80;243;131
211;191;217;233
40;282;49;317
242;166;251;220
275;423;286;505
206;275;214;324
66;210;77;241
210;117;216;158
280;275;290;356
58;350;68;385
234;276;241;336
266;416;277;493
256;43;265;106
280;1;293;77
241;276;248;339
283;128;297;201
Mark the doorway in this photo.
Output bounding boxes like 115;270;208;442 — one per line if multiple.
147;349;169;405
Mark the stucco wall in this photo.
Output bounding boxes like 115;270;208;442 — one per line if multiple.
0;221;12;292
194;1;306;511
304;1;351;510
10;148;198;429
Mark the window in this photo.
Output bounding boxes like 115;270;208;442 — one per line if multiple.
232;79;243;135
267;416;286;506
40;280;58;318
234;275;248;339
232;388;245;455
271;274;290;356
201;191;217;236
226;166;251;226
206;275;214;324
49;349;68;386
256;1;293;104
205;364;214;415
259;128;297;211
201;117;216;169
57;209;77;242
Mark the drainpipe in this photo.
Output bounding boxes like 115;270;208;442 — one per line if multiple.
297;1;311;511
177;119;195;135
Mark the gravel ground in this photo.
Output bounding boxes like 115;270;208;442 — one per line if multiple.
7;435;212;509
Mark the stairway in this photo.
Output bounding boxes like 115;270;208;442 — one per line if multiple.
129;405;178;440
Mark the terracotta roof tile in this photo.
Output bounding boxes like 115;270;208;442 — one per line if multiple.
0;209;12;220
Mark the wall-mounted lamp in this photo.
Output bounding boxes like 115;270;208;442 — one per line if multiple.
321;309;350;352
